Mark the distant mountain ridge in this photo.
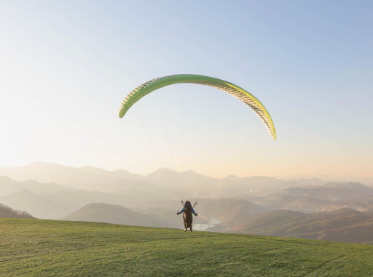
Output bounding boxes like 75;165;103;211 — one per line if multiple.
0;162;332;196
231;208;373;244
277;182;373;200
2;161;373;237
63;203;174;228
1;162;372;189
0;161;143;185
257;182;373;213
0;175;73;197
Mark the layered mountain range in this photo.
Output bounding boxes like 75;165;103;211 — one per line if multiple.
1;162;373;244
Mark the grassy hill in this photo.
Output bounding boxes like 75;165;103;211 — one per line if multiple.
1;219;373;276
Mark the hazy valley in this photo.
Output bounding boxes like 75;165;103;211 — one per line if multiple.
1;162;373;244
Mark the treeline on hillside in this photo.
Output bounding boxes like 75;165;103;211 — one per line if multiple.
0;203;35;219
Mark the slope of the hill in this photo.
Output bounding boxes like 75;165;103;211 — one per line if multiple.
63;202;175;228
1;219;373;276
233;208;373;244
0;203;35;219
0;189;69;218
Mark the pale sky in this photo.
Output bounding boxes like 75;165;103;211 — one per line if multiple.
0;1;372;179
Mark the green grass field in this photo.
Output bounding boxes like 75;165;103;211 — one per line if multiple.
1;218;373;276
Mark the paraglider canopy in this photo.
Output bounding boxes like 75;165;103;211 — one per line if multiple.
119;74;276;140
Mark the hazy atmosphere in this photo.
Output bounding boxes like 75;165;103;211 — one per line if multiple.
1;1;373;275
1;1;372;179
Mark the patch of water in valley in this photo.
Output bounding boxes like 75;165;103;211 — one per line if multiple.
194;216;223;231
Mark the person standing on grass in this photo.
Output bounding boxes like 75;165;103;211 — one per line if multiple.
177;200;197;232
